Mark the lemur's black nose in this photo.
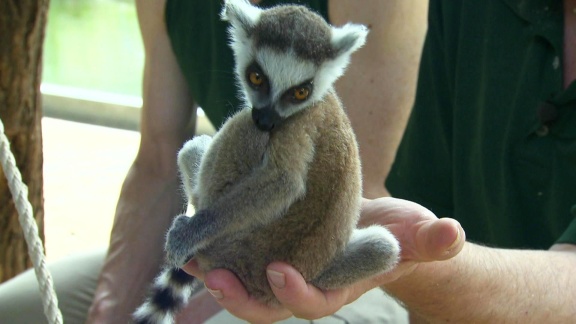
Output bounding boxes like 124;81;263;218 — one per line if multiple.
252;106;282;132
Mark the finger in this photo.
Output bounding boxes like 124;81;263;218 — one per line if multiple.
181;259;204;280
415;218;465;261
359;197;434;228
204;268;292;324
267;262;352;319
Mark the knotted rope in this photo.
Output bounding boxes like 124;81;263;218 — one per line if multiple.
0;117;63;324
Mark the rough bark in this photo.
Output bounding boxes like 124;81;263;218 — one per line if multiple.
0;0;49;283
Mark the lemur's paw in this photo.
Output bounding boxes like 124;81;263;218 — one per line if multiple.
165;214;199;267
165;211;215;267
356;225;401;274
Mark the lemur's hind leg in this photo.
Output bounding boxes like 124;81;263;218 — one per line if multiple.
177;135;212;205
311;226;400;289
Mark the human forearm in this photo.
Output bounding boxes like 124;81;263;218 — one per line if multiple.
386;242;576;323
87;0;200;321
329;0;428;198
87;164;184;323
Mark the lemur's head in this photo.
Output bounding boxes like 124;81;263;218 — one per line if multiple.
221;0;367;132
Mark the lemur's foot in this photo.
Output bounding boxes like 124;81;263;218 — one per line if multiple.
312;225;400;289
165;215;198;267
165;211;215;267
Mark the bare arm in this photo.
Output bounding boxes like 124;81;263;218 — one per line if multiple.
386;242;576;323
86;0;196;322
329;0;428;198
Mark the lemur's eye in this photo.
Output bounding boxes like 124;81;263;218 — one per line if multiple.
249;72;263;86
293;87;310;100
282;82;313;104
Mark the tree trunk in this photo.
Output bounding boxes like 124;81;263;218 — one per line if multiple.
0;0;49;283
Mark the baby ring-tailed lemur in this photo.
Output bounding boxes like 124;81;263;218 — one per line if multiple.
133;0;400;323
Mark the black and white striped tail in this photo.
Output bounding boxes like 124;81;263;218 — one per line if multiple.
132;267;199;324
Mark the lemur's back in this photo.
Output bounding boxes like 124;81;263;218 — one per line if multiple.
196;92;361;304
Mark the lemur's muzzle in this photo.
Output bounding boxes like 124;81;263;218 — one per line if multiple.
252;106;283;132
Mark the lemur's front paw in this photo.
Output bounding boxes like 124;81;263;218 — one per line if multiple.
165;215;198;267
165;211;213;267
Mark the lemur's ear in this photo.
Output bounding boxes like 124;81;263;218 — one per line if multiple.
221;0;263;35
314;23;368;91
330;23;368;58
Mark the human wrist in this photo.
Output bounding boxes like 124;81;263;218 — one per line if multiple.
362;183;388;199
88;163;184;323
382;242;485;321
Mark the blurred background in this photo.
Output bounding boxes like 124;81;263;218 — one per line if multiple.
41;0;214;262
45;0;142;97
42;0;142;262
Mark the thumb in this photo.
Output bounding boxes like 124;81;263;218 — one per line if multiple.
412;218;465;261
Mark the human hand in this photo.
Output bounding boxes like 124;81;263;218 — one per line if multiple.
182;197;465;323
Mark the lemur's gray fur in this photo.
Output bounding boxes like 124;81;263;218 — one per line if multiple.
133;1;399;323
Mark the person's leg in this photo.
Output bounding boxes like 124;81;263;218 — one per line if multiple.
0;247;408;324
0;249;105;324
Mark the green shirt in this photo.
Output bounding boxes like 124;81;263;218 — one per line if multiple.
387;0;576;249
164;0;328;129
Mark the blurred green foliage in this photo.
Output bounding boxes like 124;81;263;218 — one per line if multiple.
43;0;143;96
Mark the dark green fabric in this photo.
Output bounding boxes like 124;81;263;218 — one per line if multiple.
387;0;576;249
164;0;328;129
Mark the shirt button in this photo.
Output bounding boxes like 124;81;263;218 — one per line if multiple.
535;125;549;137
553;56;560;69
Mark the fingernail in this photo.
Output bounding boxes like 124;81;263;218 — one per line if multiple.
205;284;224;299
446;227;462;252
267;269;286;289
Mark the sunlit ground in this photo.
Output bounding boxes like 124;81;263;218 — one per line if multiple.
43;117;139;261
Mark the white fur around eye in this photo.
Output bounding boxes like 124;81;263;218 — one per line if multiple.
229;37;256;107
256;48;316;98
237;45;360;118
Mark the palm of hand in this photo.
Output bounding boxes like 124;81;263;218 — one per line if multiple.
360;198;463;262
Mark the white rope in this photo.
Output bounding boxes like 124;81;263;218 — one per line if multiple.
0;117;63;324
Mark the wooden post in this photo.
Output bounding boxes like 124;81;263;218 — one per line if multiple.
0;0;49;283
